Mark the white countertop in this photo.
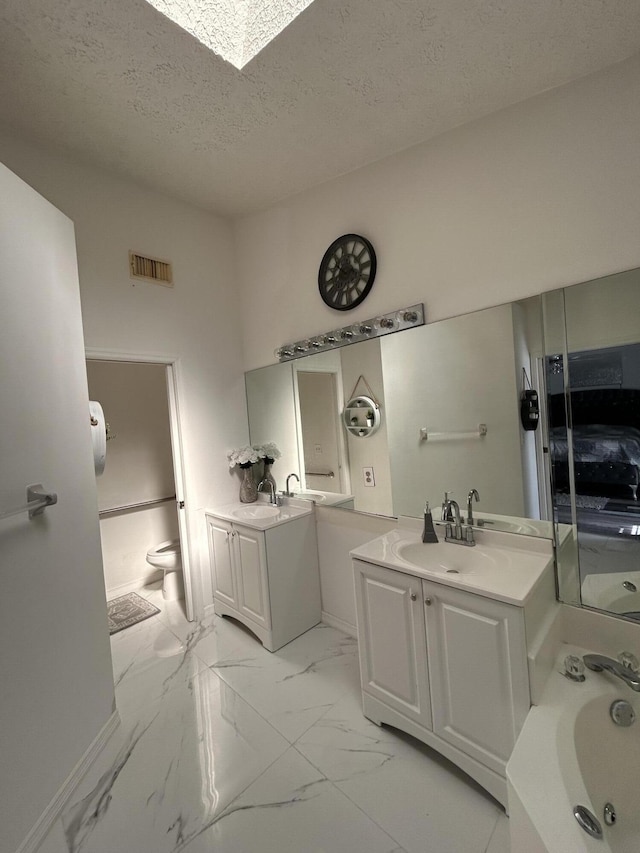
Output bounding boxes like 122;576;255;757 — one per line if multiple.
205;498;313;531
350;526;554;606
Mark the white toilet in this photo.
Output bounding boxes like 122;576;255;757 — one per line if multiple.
146;539;184;601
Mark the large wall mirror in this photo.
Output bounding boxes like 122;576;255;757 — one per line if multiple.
247;296;550;531
246;267;640;624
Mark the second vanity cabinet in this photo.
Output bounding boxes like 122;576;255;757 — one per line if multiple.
208;517;271;631
353;557;536;806
206;507;321;652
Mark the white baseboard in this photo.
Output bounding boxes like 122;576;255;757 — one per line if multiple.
17;710;120;853
106;571;163;600
321;610;357;638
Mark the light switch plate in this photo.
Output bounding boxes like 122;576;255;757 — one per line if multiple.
363;467;375;487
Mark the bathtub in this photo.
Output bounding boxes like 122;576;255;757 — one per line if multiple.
508;645;640;852
582;570;640;618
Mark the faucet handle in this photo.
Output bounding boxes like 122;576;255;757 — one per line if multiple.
563;654;586;682
442;491;454;521
618;651;640;673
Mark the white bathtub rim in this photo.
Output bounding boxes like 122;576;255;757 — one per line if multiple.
507;643;631;853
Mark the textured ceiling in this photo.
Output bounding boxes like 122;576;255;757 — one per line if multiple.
1;0;639;216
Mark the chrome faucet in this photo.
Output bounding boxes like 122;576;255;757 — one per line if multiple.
258;479;282;506
467;489;480;525
583;654;640;692
284;472;300;497
442;492;475;547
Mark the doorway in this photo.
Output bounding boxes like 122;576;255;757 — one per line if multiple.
86;353;194;621
295;369;349;495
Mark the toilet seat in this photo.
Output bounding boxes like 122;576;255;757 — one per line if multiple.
146;539;184;601
146;539;181;570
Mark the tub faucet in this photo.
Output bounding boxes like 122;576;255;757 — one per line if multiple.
583;653;640;692
258;479;282;506
442;492;475;546
284;473;300;497
467;489;480;525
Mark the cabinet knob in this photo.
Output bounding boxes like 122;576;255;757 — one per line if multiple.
410;592;417;601
425;597;432;606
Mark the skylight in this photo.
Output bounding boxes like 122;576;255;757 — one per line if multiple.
145;0;316;69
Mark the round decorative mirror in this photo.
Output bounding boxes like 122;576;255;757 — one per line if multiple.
342;394;381;438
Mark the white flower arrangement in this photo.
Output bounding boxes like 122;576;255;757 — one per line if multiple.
257;442;281;462
227;445;262;469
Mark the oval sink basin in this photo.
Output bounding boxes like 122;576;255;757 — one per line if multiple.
296;492;327;503
392;541;498;575
232;505;281;520
478;518;546;536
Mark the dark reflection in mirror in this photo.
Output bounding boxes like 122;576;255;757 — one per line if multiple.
543;268;640;621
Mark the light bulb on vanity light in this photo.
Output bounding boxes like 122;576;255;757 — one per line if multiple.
377;316;396;330
340;325;357;341
396;309;418;324
274;345;294;361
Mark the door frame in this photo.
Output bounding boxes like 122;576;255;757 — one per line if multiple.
85;347;197;621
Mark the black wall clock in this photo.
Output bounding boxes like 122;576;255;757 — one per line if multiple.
318;234;377;311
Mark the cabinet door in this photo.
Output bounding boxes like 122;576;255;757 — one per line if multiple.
423;580;529;775
234;525;271;630
208;518;237;608
354;561;432;729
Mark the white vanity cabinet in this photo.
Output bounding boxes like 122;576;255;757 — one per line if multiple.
353;556;538;806
206;508;321;652
207;517;271;630
423;580;530;777
354;561;432;729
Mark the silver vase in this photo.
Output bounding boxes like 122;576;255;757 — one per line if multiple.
262;458;277;494
239;465;258;503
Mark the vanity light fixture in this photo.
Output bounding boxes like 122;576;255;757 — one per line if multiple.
276;303;424;362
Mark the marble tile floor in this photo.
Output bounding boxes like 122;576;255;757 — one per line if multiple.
39;583;510;853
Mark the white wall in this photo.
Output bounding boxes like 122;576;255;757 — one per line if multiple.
235;56;640;371
564;268;640;352
340;338;393;515
86;360;179;593
0;163;114;852
0;130;250;612
87;361;175;510
316;507;397;634
384;304;524;518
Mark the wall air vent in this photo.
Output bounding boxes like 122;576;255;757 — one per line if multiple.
129;251;173;287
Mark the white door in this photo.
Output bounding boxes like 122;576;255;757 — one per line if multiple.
423;580;530;775
208;517;237;608
354;560;432;728
166;365;194;619
297;370;346;493
0;163;114;851
234;525;271;629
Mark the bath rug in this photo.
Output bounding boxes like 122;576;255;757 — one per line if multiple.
107;592;160;635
